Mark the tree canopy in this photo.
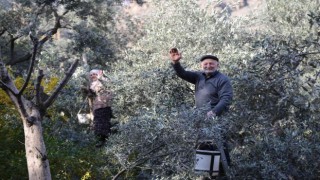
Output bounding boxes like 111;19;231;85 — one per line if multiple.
1;0;320;179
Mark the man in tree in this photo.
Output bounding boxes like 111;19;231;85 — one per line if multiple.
169;48;233;117
169;48;233;176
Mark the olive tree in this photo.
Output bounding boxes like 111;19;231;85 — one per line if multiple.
106;0;247;179
0;0;127;179
228;0;320;179
105;0;320;179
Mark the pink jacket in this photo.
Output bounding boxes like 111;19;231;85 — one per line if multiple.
90;80;113;111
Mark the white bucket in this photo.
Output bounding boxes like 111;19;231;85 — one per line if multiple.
195;149;221;175
77;113;93;124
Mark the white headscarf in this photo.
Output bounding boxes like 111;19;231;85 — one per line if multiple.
90;69;100;75
89;69;104;92
89;69;109;84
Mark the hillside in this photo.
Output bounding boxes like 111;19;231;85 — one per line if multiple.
124;0;264;18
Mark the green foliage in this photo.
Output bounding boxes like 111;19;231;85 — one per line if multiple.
44;127;107;179
218;0;320;179
0;89;13;108
2;0;320;179
107;106;233;179
111;0;241;118
0;116;27;180
106;0;320;179
0;0;136;179
263;0;320;37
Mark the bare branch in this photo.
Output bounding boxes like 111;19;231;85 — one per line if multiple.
5;6;64;63
5;34;23;47
38;9;61;47
3;3;44;46
0;79;10;90
0;67;33;124
43;59;79;108
0;28;6;36
18;36;38;96
0;80;18;96
112;168;126;180
0;61;17;95
35;70;44;106
10;35;15;62
4;34;26;65
62;9;69;16
4;8;62;66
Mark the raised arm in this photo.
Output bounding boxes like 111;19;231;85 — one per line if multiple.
169;48;198;84
169;48;181;64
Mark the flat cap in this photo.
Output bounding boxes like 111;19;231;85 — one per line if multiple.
200;55;219;62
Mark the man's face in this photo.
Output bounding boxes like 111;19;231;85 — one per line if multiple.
200;59;219;74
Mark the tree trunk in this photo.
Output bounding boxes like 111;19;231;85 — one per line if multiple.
23;118;51;179
18;98;52;180
1;56;78;180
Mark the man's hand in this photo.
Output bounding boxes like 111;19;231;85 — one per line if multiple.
207;110;216;118
169;48;181;63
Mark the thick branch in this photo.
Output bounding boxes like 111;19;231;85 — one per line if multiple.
0;61;17;95
43;59;79;108
16;95;34;125
112;168;127;180
35;70;44;106
19;38;38;96
1;60;31;124
0;79;13;92
10;35;14;61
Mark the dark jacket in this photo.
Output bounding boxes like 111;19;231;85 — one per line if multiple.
172;62;233;116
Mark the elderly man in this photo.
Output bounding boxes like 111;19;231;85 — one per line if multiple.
169;48;233;117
